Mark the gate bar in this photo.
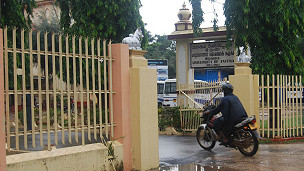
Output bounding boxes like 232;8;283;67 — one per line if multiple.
59;34;65;144
92;38;97;140
52;33;58;145
72;36;78;143
13;28;19;150
4;27;10;151
21;29;27;149
45;32;51;150
85;38;91;141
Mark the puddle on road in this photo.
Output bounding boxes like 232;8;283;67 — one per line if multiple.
151;163;240;171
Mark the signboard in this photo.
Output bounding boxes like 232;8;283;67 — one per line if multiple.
190;41;234;68
148;59;168;81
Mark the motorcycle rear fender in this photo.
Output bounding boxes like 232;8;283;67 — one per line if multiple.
252;129;260;139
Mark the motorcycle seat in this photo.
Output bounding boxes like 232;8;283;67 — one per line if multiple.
234;116;255;128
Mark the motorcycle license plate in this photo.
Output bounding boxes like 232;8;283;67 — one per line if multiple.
249;123;259;130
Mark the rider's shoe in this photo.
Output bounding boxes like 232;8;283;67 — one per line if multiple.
219;141;228;146
219;138;229;146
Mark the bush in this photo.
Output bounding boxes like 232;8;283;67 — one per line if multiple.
158;107;181;132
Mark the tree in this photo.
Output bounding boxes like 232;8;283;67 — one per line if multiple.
32;9;97;89
299;38;304;58
145;35;176;78
189;0;204;35
32;9;61;78
0;0;36;28
189;0;219;33
56;0;147;48
224;0;304;75
189;0;304;76
0;0;37;89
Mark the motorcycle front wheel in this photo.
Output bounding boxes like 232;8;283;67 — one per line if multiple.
196;126;216;150
238;130;259;157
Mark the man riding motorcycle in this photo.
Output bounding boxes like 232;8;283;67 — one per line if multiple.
203;83;248;145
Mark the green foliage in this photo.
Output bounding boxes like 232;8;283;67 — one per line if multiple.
189;0;204;35
190;0;304;76
189;0;220;34
224;0;304;76
297;38;304;62
32;9;61;77
1;1;36;89
32;10;106;89
18;109;24;125
212;8;219;32
33;9;61;34
107;142;115;160
0;0;37;28
144;35;176;78
158;107;181;131
56;0;148;48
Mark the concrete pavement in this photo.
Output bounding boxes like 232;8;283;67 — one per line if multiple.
151;135;304;171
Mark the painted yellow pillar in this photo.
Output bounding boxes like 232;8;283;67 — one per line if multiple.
175;39;194;107
229;63;260;124
129;50;159;170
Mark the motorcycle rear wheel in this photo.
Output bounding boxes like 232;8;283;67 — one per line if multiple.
196;126;216;150
238;130;259;157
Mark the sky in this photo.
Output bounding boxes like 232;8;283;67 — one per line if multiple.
140;0;226;36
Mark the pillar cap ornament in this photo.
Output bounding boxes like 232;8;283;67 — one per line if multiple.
174;2;193;32
177;2;191;21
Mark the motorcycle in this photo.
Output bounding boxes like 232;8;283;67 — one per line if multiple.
196;105;259;156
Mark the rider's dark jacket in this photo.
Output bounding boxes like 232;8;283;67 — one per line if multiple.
209;93;248;136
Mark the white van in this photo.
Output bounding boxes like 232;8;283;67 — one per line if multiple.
163;79;177;107
163;79;207;107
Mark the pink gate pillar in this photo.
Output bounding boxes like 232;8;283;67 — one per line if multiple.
111;44;132;171
0;29;7;171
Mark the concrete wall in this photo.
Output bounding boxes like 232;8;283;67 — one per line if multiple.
6;142;123;171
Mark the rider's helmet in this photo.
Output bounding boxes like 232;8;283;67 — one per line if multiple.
222;83;233;96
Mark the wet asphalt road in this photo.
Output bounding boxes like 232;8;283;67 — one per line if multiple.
11;132;304;170
155;135;304;171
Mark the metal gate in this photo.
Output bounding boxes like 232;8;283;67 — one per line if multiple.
2;27;114;151
178;79;226;131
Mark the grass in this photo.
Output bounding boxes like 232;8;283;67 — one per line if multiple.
259;137;304;144
260;113;304;133
259;114;304;141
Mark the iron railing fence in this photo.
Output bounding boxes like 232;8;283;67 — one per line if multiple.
259;75;303;138
2;27;114;151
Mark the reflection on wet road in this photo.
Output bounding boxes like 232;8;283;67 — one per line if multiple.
159;164;240;171
153;135;304;171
